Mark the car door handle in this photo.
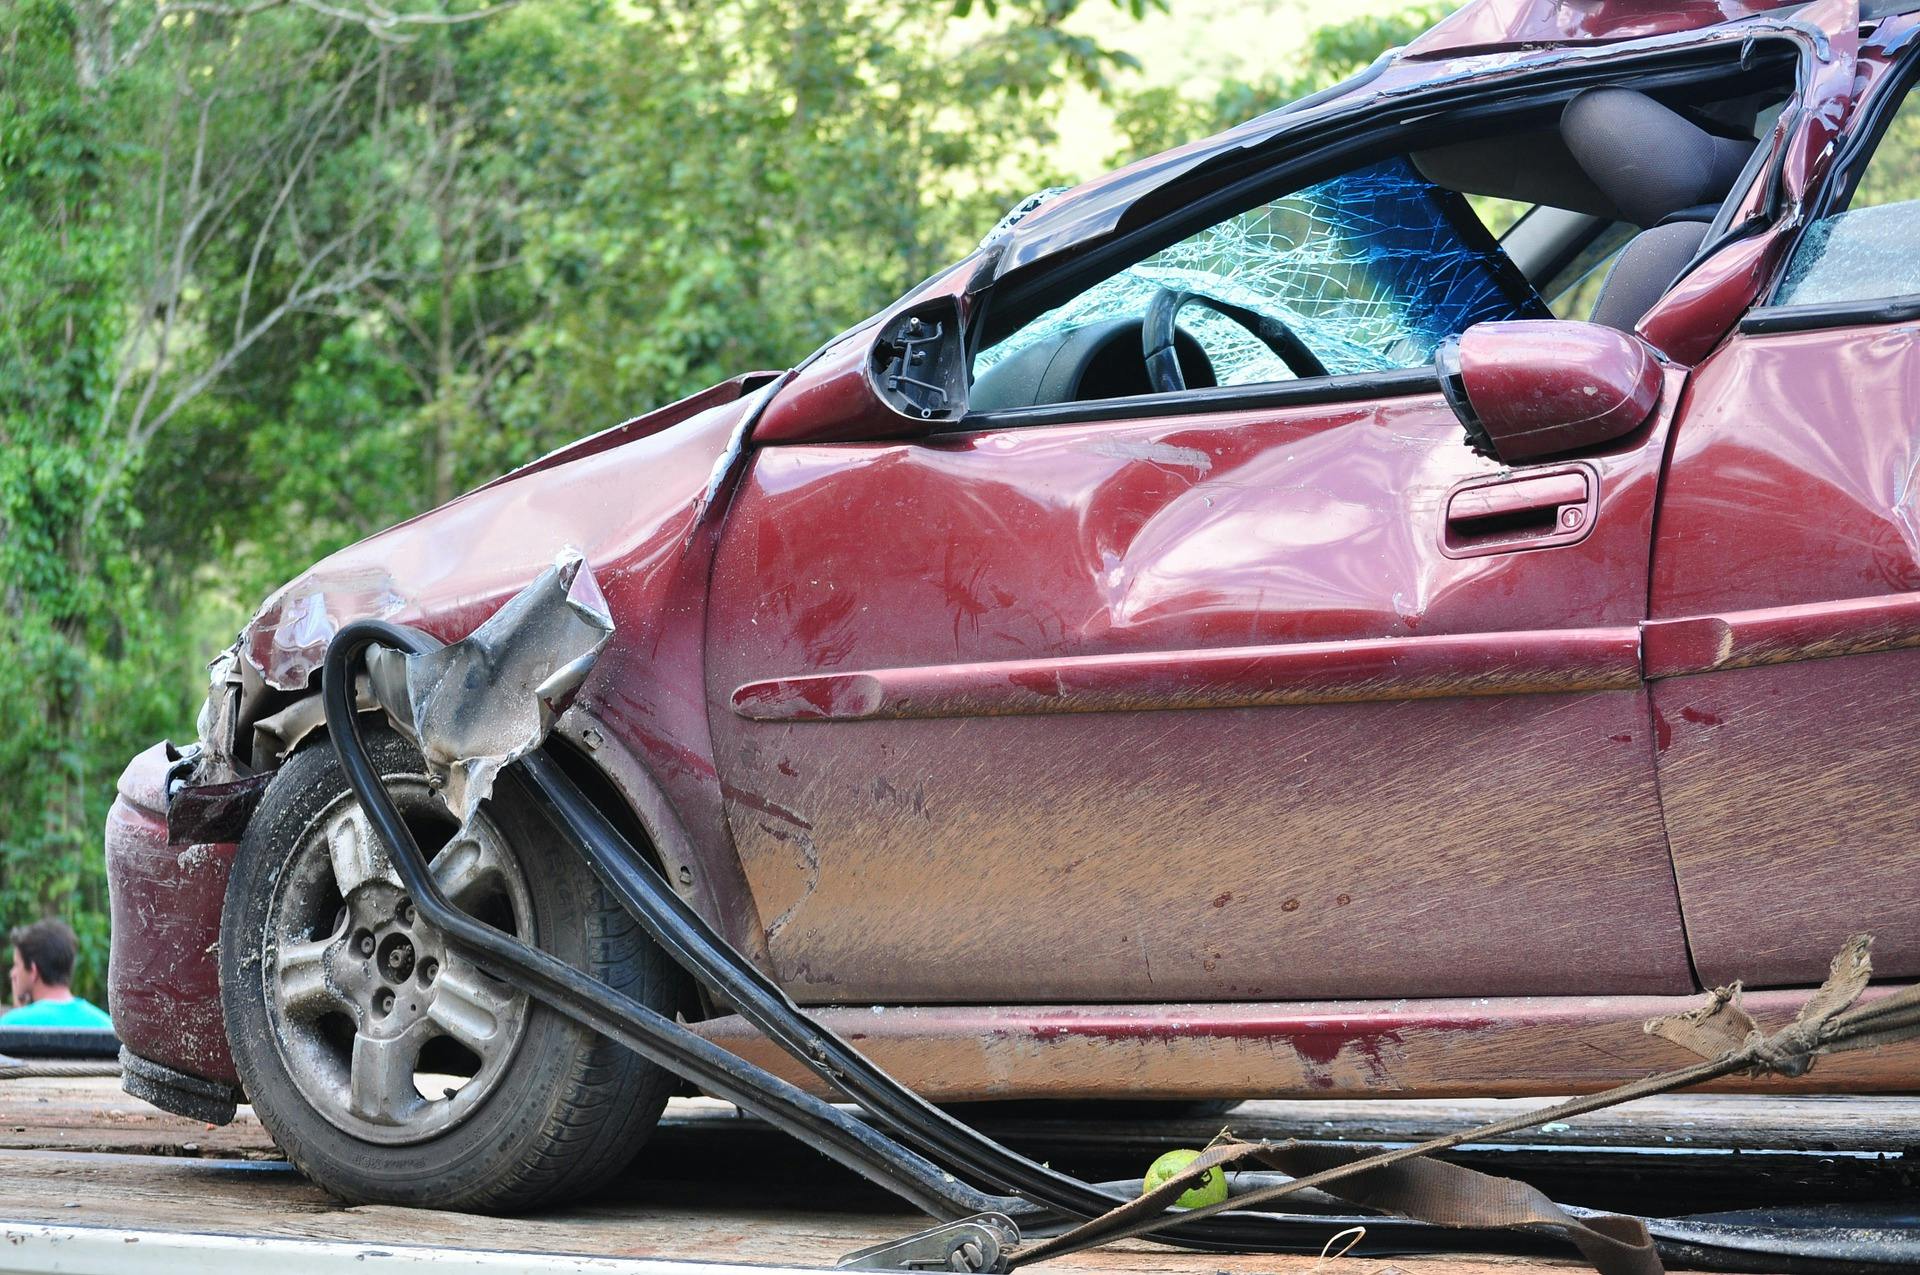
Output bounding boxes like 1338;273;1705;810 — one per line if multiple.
1442;467;1595;557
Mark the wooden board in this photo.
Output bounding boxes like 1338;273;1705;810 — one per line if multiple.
5;1076;1915;1274
0;1148;1584;1275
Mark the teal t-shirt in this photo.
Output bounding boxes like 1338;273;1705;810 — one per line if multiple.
1;997;113;1029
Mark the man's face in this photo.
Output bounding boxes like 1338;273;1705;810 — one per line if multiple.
8;948;33;1006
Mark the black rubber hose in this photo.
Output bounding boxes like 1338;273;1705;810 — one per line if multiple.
326;620;1454;1257
321;620;1010;1220
322;619;1920;1272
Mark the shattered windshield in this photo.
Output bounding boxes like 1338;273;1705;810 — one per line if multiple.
975;155;1545;387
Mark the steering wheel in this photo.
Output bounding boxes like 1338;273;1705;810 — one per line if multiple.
1142;288;1328;393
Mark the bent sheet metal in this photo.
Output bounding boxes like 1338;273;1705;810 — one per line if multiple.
369;549;615;832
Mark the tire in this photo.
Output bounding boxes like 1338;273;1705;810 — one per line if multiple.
221;724;681;1211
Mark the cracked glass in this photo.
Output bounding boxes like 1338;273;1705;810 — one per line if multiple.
1776;78;1920;308
975;155;1543;389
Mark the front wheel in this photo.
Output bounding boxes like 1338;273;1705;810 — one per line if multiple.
220;724;681;1210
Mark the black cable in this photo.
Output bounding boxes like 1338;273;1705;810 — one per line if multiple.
323;618;1463;1258
321;621;1010;1220
321;620;1920;1271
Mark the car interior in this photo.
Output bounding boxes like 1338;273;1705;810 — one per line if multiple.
969;69;1795;414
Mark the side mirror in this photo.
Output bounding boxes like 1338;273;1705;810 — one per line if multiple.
754;296;968;445
1436;320;1662;464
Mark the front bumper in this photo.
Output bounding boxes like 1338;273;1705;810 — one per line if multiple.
105;742;240;1086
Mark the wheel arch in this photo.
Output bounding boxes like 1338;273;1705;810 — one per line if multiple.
545;709;774;988
235;687;772;996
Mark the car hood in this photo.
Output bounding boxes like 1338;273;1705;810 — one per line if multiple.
239;374;781;692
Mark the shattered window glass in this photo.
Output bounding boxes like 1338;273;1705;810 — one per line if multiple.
1776;82;1920;308
1775;204;1920;306
975;156;1541;388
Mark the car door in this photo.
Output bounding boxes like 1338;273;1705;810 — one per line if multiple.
704;146;1698;1009
1647;25;1920;990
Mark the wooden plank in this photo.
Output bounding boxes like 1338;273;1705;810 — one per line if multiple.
2;1076;1911;1273
12;1078;1919;1159
0;1147;1583;1274
1;1223;835;1275
0;1077;275;1159
11;1076;1920;1163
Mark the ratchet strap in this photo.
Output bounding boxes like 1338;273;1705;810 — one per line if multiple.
1013;934;1920;1272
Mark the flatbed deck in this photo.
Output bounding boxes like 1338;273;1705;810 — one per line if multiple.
3;1075;1912;1275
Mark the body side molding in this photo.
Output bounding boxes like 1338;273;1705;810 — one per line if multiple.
1643;590;1920;680
733;588;1920;723
731;628;1643;722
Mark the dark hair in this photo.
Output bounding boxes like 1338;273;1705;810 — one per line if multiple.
9;919;77;987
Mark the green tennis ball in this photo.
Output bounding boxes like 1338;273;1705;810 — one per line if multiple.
1142;1148;1229;1209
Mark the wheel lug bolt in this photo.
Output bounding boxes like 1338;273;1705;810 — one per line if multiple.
358;932;376;956
420;959;439;985
398;899;415;926
375;990;395;1016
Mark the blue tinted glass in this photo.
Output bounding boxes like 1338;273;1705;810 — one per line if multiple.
977;155;1539;384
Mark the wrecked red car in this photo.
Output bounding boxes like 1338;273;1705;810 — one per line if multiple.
105;0;1920;1214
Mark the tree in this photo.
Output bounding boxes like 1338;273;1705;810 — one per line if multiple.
2;0;1446;1001
1112;4;1451;158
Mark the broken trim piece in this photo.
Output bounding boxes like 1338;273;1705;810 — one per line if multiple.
322;619;1491;1258
729;627;1643;723
1643;589;1920;679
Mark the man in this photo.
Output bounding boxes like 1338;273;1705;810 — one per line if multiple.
4;919;113;1028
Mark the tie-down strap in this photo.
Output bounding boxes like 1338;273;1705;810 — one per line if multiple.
1013;935;1920;1273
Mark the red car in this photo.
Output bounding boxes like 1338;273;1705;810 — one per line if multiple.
107;0;1920;1213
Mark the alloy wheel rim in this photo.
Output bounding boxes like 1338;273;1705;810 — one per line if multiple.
263;779;533;1145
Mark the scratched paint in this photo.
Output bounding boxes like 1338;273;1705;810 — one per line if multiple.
690;990;1920;1100
106;745;240;1084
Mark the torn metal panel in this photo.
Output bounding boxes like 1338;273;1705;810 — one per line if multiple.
368;550;615;831
192;646;246;783
166;770;274;846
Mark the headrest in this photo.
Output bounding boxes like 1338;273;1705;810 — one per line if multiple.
1560;89;1756;229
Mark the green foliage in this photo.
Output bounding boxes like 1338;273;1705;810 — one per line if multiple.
954;0;1169;23
1112;3;1452;158
0;0;1448;1008
0;0;178;1000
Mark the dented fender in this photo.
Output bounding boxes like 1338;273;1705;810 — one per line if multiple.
184;379;781;976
